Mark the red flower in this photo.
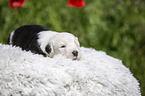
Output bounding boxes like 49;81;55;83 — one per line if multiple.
68;0;86;8
9;0;26;9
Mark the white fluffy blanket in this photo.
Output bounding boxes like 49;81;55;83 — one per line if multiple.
0;44;141;96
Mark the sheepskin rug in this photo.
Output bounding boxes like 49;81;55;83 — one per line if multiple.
0;43;141;96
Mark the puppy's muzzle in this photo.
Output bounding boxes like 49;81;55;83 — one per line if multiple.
72;51;78;57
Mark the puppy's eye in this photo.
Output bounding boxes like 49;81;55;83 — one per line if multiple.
61;45;66;48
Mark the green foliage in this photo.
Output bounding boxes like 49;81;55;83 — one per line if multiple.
0;0;145;95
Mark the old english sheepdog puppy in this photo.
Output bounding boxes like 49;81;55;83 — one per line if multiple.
7;25;81;60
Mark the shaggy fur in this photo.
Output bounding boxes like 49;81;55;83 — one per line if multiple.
0;44;141;96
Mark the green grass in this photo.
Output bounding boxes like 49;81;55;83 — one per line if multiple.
0;0;145;95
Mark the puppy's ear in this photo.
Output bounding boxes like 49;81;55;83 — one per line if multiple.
75;37;80;46
45;43;54;57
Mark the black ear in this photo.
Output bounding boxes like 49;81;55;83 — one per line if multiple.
45;44;52;54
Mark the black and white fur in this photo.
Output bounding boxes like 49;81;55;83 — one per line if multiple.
7;25;81;60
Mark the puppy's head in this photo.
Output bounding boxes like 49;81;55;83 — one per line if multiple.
45;32;81;60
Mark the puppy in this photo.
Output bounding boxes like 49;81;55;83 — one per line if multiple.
7;25;81;60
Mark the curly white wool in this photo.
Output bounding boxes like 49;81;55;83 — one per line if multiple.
0;44;141;96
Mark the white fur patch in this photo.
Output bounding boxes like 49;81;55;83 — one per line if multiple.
9;31;15;44
37;31;58;55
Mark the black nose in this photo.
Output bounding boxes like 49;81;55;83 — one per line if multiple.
72;51;78;56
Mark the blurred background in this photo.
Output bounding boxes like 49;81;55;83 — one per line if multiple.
0;0;145;95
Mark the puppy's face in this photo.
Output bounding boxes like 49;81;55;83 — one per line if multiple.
48;33;81;60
